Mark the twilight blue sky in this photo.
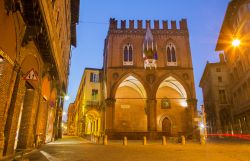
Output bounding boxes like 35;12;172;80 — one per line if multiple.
64;0;229;119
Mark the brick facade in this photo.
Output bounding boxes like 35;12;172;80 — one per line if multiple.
104;19;198;139
0;0;79;159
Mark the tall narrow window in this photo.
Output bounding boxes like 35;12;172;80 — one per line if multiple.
166;43;177;66
123;43;133;65
219;90;227;104
92;89;98;100
218;76;222;82
90;73;99;83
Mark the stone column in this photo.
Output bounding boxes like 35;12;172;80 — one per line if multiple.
17;88;39;150
104;98;116;132
187;99;198;137
0;63;17;158
58;109;63;139
147;99;157;131
53;98;59;140
3;73;26;156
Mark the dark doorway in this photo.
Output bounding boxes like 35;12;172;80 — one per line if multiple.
162;117;171;136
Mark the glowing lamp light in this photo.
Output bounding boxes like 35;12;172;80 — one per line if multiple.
199;123;205;129
180;101;188;107
232;39;240;47
63;111;67;116
64;95;70;101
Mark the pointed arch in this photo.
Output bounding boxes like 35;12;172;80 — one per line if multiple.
113;73;148;132
165;38;178;66
111;72;149;99
153;73;192;99
120;38;135;66
159;114;173;132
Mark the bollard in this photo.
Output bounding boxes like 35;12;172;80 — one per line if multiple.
143;136;147;145
103;135;108;145
162;136;166;145
181;136;185;145
96;136;100;144
123;136;127;146
200;135;205;145
91;135;93;142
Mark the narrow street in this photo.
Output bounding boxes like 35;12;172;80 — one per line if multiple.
17;136;250;161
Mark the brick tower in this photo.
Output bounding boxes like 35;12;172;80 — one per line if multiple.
103;18;198;139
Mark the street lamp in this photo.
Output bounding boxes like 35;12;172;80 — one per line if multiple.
64;95;70;101
63;111;67;116
232;38;241;47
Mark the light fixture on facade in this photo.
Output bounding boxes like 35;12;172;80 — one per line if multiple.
64;95;70;101
232;38;240;47
180;100;188;107
199;123;205;129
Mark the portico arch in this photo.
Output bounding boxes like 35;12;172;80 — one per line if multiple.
153;73;192;99
156;75;189;135
114;75;148;132
111;72;149;99
85;110;101;135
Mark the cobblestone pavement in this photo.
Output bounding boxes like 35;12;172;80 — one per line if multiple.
17;136;250;161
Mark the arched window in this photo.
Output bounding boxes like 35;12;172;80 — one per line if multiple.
123;43;133;65
166;43;177;66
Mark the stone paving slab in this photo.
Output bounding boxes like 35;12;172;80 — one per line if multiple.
20;136;250;161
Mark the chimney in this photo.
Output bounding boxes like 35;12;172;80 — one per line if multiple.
219;53;225;63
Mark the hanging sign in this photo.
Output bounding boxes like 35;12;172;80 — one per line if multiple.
23;68;38;81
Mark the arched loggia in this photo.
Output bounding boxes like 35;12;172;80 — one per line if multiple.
156;76;189;135
114;75;147;132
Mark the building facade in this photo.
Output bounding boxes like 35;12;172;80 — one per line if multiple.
68;68;103;137
102;18;198;139
68;19;198;140
67;103;76;136
214;0;250;134
0;0;79;159
199;54;233;134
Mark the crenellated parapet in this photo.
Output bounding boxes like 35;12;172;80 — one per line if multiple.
109;18;188;31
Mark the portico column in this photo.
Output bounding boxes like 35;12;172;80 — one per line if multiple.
147;99;157;131
104;98;116;132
